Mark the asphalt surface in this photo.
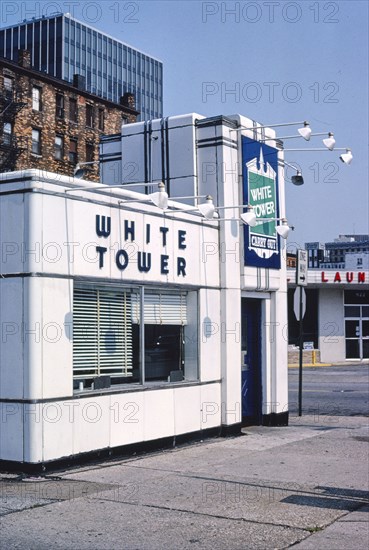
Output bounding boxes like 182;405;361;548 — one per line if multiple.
288;362;369;417
0;364;368;549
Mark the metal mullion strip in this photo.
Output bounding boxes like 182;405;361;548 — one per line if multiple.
46;19;49;72
38;21;42;69
97;289;101;376
123;292;128;375
140;286;145;385
54;18;57;77
32;23;34;66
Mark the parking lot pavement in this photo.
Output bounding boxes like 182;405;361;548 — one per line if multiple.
1;414;368;549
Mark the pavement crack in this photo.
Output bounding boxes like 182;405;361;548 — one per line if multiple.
88;496;309;532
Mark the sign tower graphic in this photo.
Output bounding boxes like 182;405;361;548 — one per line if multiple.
242;137;281;269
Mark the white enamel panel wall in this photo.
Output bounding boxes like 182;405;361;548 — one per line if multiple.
199;289;221;382
319;288;345;362
0;278;24;399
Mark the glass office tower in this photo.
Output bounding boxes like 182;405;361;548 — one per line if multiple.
0;13;163;121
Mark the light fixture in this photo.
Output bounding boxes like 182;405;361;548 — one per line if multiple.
284;147;353;164
297;122;312;141
198;195;215;219
73;161;99;178
322;132;336;150
291;171;304;186
283;160;304;186
119;182;168;210
262;131;335;149
165;195;215;219
242;215;292;239
65;181;168;210
215;204;257;226
339;148;353;165
240;206;257;226
276;219;291;239
234;120;311;131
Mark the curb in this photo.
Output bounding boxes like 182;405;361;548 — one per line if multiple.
288;361;368;368
288;363;332;368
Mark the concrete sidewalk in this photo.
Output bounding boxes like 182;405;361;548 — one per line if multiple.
0;414;368;549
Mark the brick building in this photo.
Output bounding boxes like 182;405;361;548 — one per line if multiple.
0;50;138;180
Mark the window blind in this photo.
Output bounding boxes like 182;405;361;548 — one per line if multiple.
73;287;133;379
130;292;187;325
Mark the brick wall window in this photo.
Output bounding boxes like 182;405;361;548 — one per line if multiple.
98;108;104;131
32;86;42;111
69;98;78;123
31;128;41;155
122;116;128;125
55;135;64;160
3;122;12;146
86;104;94;128
56;94;64;119
69;138;78;164
86;142;94;163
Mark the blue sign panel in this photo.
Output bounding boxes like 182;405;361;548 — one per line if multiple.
242;136;281;269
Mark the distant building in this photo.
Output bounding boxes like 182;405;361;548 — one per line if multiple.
0;13;163;121
305;235;369;269
0;51;138;179
286;253;297;269
287;234;369;363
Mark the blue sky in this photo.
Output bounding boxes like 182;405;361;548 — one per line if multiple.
2;0;368;247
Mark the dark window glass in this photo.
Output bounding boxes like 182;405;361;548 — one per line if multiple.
86;142;94;163
5;30;12;58
69;139;77;163
346;339;359;359
4;77;13;99
55;135;64;160
3;122;12;145
86;104;94;127
98;108;104;131
69;98;78;122
144;325;182;381
41;20;48;70
345;320;360;339
13;29;18;61
56;18;63;78
56;94;64;119
49;22;55;71
344;306;360;318
34;21;41;69
363;340;369;359
31;128;41;155
344;290;369;305
0;31;4;56
27;24;33;54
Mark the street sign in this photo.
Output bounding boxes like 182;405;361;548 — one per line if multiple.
303;341;314;350
296;249;308;286
294;286;306;320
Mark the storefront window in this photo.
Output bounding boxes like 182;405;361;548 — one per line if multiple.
73;286;198;391
344;290;369;360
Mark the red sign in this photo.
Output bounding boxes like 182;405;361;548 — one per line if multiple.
321;271;366;283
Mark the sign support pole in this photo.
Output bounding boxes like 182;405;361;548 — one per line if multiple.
298;285;303;417
296;249;308;417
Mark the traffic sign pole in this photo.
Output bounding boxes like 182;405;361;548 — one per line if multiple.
296;249;308;417
298;285;303;416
